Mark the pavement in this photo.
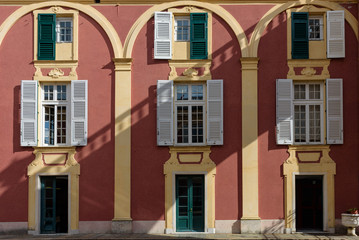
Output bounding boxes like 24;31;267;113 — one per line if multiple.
0;233;358;240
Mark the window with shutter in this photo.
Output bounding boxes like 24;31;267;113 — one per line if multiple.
21;80;88;147
276;79;343;145
21;80;38;146
154;12;173;59
291;12;309;59
157;80;223;146
327;11;345;58
190;13;208;59
38;14;56;60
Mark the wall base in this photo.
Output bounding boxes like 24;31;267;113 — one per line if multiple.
240;219;261;233
0;222;27;234
111;220;132;233
215;220;240;233
132;220;165;233
261;219;285;233
79;221;112;233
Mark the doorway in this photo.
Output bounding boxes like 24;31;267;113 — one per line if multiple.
40;176;68;234
295;175;323;231
176;175;204;232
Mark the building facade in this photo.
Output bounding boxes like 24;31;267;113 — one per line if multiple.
0;0;358;235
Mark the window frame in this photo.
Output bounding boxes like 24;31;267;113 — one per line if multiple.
308;15;324;41
293;82;324;145
174;16;190;42
174;83;206;146
56;17;73;43
41;83;71;147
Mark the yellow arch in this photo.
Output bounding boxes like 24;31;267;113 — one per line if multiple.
0;1;123;58
123;0;249;58
249;0;358;58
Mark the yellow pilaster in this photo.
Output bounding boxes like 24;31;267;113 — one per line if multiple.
28;175;36;231
113;58;132;224
240;58;261;232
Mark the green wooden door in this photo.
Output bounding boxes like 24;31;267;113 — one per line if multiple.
40;176;56;234
176;175;204;232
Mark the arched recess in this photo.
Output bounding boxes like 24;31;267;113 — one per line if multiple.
123;0;249;58
249;0;358;57
0;1;123;58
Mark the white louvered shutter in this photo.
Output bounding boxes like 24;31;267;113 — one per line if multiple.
154;12;172;59
276;79;293;145
327;10;345;58
207;80;223;145
326;78;343;144
71;80;88;146
157;80;173;145
21;80;38;146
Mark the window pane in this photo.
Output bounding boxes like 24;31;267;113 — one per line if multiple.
192;85;203;100
57;106;67;144
294;105;306;142
294;84;305;99
309;105;321;142
177;106;188;143
177;85;188;100
44;106;55;145
191;106;204;143
309;84;320;99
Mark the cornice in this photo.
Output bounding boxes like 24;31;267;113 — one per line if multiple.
0;0;357;5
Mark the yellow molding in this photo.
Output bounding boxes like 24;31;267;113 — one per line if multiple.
113;58;132;221
123;1;248;58
27;147;80;233
168;59;212;81
283;145;336;231
33;7;79;61
249;0;359;58
0;1;123;58
241;57;260;220
1;0;357;4
33;60;79;81
287;59;330;80
164;146;216;232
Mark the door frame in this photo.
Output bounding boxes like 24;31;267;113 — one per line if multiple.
35;173;71;234
172;172;208;233
292;172;327;232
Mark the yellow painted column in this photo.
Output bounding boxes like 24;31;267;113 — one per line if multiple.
327;173;335;231
112;58;132;233
240;58;261;233
28;175;36;232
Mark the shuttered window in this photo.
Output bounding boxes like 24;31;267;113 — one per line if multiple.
291;12;309;59
276;79;343;145
21;80;88;147
190;13;208;59
154;12;173;59
71;80;88;146
21;81;38;146
38;14;56;60
327;11;345;58
157;80;223;146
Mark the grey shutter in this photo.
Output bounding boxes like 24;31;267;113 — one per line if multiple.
326;78;343;144
327;10;345;58
157;80;173;145
21;80;38;146
71;80;88;146
154;12;172;59
276;79;293;144
207;80;223;145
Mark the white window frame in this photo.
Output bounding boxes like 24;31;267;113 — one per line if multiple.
41;83;71;146
56;17;73;43
174;84;205;146
293;82;324;145
308;15;324;41
174;16;190;42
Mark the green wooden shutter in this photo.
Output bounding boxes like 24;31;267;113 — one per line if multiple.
291;12;308;59
190;13;207;59
38;14;56;60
